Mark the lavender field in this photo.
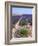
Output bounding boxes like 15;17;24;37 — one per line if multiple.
11;14;32;24
11;14;32;38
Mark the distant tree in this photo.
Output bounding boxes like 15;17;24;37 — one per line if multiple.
19;19;28;26
28;19;32;25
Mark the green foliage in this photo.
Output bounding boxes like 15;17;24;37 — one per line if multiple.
19;28;28;37
19;19;28;26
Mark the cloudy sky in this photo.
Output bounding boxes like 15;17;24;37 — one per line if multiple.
12;7;32;15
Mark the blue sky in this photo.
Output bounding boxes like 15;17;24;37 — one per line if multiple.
12;7;32;15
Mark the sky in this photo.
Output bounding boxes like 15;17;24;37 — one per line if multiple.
12;7;32;15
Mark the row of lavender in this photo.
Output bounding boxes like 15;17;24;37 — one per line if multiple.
11;14;32;29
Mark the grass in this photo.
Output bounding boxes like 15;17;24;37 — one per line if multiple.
19;28;29;37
